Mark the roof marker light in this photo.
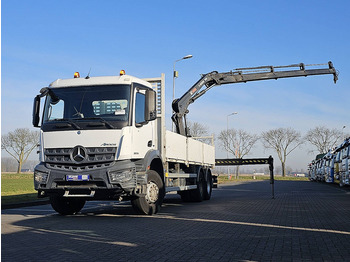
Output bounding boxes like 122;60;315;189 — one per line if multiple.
120;70;126;76
74;72;80;78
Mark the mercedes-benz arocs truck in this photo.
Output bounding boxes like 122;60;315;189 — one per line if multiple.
32;62;337;215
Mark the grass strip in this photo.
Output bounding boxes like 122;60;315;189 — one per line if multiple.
1;172;38;205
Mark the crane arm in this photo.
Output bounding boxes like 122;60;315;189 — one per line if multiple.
172;61;337;136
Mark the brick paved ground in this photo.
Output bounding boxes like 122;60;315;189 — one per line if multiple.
2;180;350;261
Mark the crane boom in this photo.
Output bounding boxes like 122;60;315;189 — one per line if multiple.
172;61;337;136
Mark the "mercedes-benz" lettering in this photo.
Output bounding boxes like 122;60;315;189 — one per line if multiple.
101;143;116;146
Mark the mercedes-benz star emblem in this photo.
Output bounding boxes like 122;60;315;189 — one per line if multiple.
71;146;87;163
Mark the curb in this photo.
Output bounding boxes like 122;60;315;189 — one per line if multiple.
2;200;50;210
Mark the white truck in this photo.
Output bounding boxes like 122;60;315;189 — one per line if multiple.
32;62;337;215
338;138;350;186
323;151;335;183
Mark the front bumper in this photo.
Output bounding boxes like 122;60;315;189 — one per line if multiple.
34;160;146;199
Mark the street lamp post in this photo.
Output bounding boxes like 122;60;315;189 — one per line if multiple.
173;55;193;101
226;112;238;178
172;55;193;131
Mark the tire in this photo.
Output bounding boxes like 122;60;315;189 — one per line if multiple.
203;170;213;200
339;174;344;187
179;190;191;202
131;170;164;215
50;196;86;215
189;169;205;202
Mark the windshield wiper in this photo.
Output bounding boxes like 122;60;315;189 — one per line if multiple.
53;119;82;130
76;117;115;129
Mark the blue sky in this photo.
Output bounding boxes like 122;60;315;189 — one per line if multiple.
2;0;350;170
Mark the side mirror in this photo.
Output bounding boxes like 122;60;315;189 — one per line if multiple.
145;89;157;121
33;95;41;127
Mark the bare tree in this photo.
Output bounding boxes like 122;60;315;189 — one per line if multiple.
218;128;259;178
261;127;303;177
187;121;213;144
305;126;344;154
1;157;17;172
1;128;39;173
187;121;209;137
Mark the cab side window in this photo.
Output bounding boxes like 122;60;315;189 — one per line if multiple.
135;92;146;124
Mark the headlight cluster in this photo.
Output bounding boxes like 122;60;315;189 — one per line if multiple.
109;169;134;184
34;170;49;184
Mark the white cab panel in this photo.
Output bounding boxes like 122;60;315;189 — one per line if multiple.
42;130;121;148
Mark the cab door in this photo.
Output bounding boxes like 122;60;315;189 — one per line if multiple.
131;88;155;159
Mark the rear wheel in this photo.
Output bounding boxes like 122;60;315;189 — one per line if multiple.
189;169;205;202
132;170;164;215
50;196;86;215
203;170;213;200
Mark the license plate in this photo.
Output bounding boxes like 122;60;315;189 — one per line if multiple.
66;174;90;181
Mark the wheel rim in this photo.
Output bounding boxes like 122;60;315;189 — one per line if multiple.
146;181;159;204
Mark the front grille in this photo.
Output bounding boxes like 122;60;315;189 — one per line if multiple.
46;162;114;172
45;147;116;166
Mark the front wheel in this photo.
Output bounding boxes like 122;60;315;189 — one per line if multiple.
50;196;86;215
131;170;164;215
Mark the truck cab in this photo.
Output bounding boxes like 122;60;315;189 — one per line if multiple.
32;72;162;215
323;151;335;183
340;140;350;186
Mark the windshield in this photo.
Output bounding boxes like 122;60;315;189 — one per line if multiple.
43;85;130;126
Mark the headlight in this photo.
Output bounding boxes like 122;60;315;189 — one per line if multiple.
34;170;49;184
109;169;134;184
